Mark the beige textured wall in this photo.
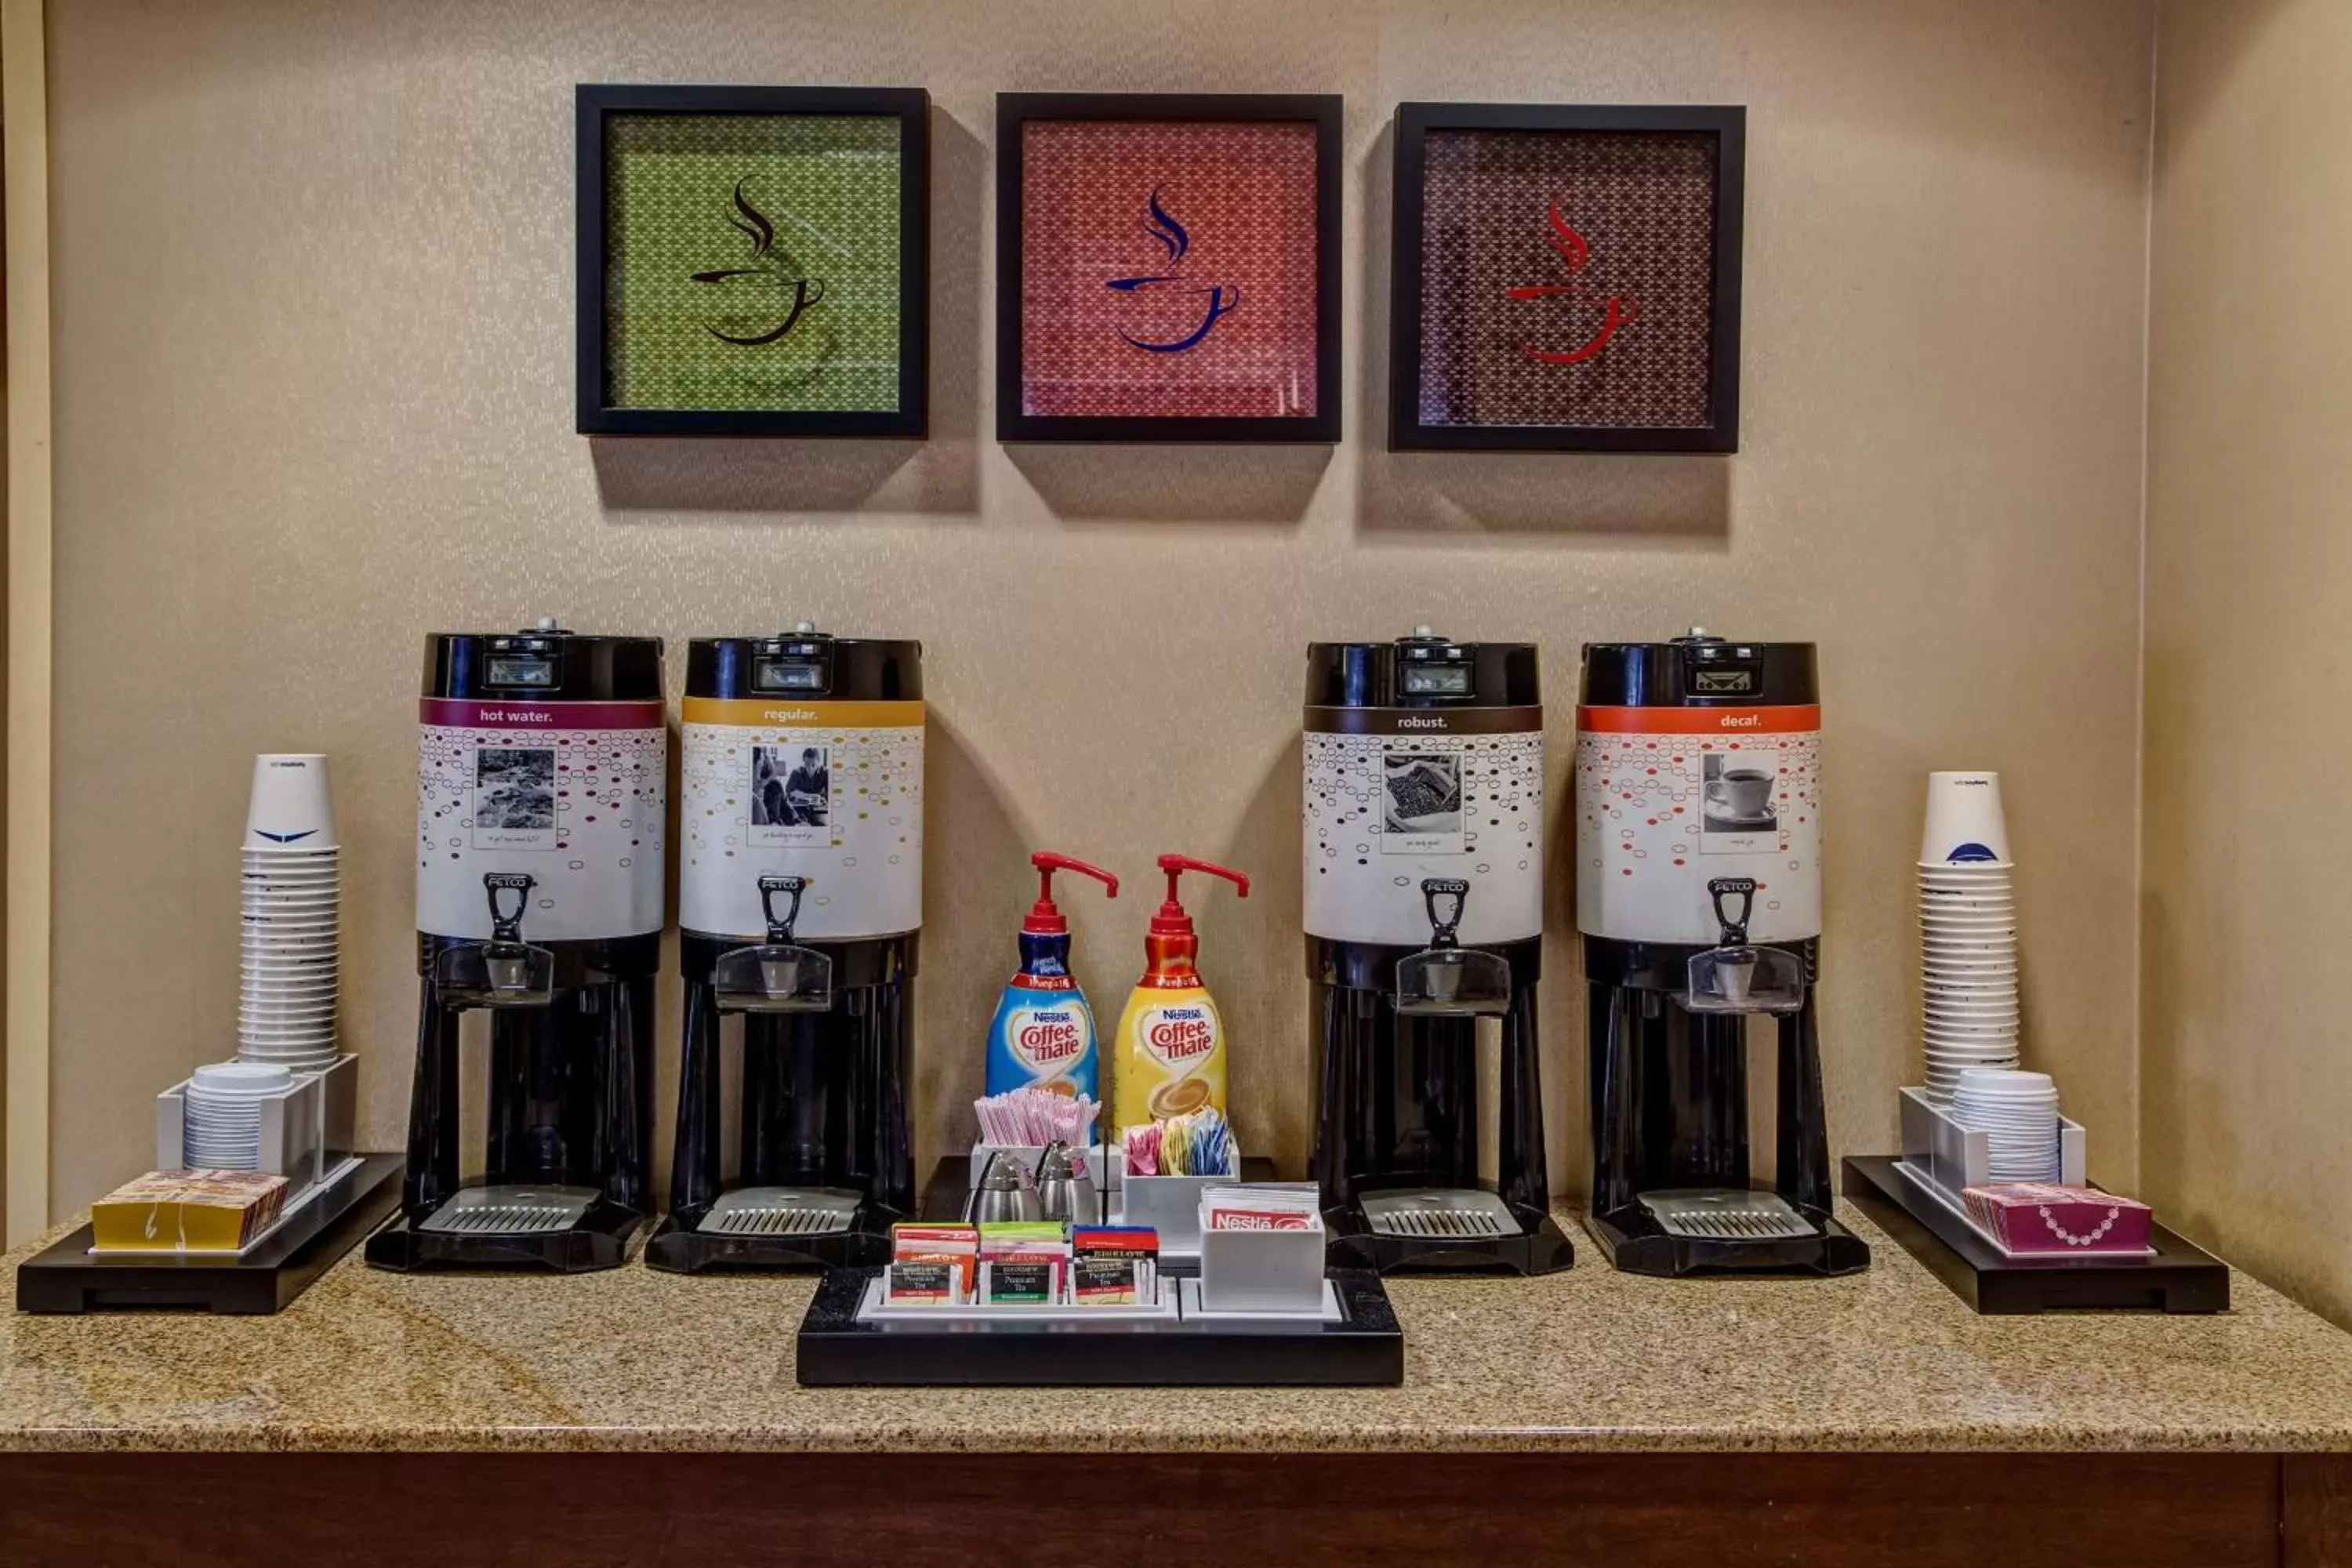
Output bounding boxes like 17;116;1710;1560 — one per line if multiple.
2144;0;2352;1324
41;0;2155;1219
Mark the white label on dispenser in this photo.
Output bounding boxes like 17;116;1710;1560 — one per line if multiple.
1301;711;1544;947
416;700;668;942
679;699;924;941
1574;706;1822;945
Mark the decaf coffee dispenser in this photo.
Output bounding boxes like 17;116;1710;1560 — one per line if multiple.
646;626;924;1272
1577;630;1867;1276
1305;630;1573;1275
368;621;667;1272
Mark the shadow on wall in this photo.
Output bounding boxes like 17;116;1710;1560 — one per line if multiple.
1004;442;1332;526
586;110;987;517
1351;121;1733;546
916;713;1028;1171
1224;732;1308;1173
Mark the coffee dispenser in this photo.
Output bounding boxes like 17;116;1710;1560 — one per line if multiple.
1305;630;1572;1275
1577;630;1867;1276
645;626;924;1273
368;621;666;1272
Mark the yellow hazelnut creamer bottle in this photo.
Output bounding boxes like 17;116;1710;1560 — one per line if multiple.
1112;854;1250;1129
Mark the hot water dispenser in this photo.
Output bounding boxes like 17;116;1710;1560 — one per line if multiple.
368;620;666;1272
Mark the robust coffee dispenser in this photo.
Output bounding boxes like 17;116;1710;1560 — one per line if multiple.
1305;630;1573;1275
1577;630;1868;1276
645;626;924;1272
368;622;667;1272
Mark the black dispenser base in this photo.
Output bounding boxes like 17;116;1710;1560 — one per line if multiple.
362;1191;644;1273
1586;1198;1870;1278
643;1207;893;1275
794;1265;1404;1387
16;1154;404;1316
1323;1197;1574;1276
1842;1155;2230;1315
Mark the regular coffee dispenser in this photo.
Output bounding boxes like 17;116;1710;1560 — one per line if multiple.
646;626;924;1272
1577;630;1867;1276
1304;629;1573;1275
368;621;666;1272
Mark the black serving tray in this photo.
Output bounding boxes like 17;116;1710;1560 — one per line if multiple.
1842;1155;2229;1315
16;1154;404;1316
794;1265;1405;1388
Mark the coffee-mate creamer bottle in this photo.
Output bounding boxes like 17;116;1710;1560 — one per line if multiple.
1112;854;1250;1130
985;851;1120;1102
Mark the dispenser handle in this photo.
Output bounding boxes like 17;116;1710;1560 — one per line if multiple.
1033;851;1119;902
1156;853;1250;901
1420;877;1470;949
482;873;535;942
1708;877;1757;946
759;874;808;943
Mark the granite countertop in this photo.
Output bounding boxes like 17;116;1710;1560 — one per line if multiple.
5;1201;2352;1454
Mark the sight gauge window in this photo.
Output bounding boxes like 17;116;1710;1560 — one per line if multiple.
487;657;555;687
754;659;826;693
1692;666;1757;695
1401;664;1472;696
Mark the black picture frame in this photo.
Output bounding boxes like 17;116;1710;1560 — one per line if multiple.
576;84;931;438
995;92;1343;445
1388;103;1744;454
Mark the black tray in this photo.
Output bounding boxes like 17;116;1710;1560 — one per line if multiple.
1842;1155;2230;1315
795;1265;1404;1387
15;1154;404;1315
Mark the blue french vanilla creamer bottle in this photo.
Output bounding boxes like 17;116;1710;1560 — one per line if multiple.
986;851;1120;1112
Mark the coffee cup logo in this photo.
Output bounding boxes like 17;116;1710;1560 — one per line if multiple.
1011;1007;1084;1070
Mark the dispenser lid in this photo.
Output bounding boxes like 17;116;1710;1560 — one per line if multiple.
1150;854;1250;936
686;623;923;701
1578;630;1818;709
1024;851;1118;935
1305;628;1540;710
423;621;664;702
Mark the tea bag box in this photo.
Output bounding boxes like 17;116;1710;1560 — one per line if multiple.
1304;628;1573;1276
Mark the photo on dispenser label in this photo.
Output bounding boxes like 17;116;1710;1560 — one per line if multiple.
1382;750;1464;854
752;742;831;846
1701;751;1778;851
472;746;556;848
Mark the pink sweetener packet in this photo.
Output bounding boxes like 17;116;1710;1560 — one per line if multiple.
1962;1183;2153;1254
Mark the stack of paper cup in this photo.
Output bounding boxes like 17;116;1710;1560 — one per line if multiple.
239;755;339;1073
1918;771;2017;1101
183;1061;295;1170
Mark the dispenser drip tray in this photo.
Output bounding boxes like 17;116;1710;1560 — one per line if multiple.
699;1187;862;1238
1640;1188;1816;1241
416;1185;599;1236
1359;1188;1518;1240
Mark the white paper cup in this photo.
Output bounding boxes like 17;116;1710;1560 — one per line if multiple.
245;754;337;851
1919;771;2012;866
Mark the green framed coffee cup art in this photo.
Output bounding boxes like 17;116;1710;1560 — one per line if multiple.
576;85;930;437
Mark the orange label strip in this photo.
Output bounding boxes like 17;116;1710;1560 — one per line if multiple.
682;698;925;728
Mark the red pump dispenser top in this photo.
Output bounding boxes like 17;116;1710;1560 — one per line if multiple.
1149;853;1250;938
1023;851;1119;935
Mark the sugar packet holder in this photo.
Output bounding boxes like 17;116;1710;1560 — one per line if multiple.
1197;1185;1327;1314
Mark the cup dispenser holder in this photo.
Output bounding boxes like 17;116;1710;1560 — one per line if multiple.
434;873;557;1008
1392;878;1512;1018
1682;877;1806;1015
713;874;834;1014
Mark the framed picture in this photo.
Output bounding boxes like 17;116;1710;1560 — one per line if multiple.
1388;103;1744;454
996;93;1342;444
576;85;929;437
